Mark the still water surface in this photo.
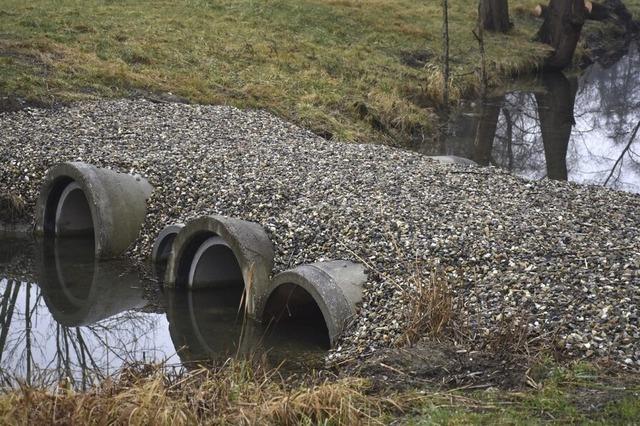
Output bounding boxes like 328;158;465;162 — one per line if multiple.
0;237;327;389
420;44;640;193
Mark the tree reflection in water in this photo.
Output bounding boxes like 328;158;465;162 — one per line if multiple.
0;237;328;389
429;44;640;193
0;239;175;389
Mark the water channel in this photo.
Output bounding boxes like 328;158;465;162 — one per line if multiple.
418;43;640;194
0;237;327;389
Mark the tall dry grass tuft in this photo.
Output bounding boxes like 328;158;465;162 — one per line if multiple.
0;193;27;224
0;361;388;425
399;267;455;346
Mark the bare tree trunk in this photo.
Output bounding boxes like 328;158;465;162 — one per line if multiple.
25;282;32;386
474;1;489;97
503;108;514;170
0;281;20;362
442;0;450;107
535;73;578;180
535;0;587;70
604;119;640;186
479;0;511;32
473;98;503;165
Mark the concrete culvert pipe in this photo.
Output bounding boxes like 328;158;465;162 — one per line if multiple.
151;224;184;283
258;260;366;347
35;162;153;259
427;155;477;166
164;215;275;319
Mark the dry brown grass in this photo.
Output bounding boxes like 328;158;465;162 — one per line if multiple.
0;193;27;224
399;266;456;346
0;361;390;425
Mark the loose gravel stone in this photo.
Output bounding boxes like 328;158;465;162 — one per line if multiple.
1;100;639;367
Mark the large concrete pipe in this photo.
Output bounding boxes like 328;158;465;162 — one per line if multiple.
151;224;184;283
34;162;153;259
38;237;147;327
259;260;366;346
164;215;274;319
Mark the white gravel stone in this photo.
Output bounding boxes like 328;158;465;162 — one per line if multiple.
1;99;639;367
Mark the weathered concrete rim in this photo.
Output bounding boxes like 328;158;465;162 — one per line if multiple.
34;162;153;259
259;260;366;346
151;223;185;265
164;215;275;319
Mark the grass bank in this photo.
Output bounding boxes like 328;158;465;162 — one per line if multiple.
0;0;578;145
0;359;638;425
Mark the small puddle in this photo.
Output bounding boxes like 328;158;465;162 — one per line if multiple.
0;237;327;389
417;44;640;193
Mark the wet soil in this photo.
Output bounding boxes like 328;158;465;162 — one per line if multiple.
346;340;528;391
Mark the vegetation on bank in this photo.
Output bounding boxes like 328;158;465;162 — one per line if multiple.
3;0;637;146
0;359;638;425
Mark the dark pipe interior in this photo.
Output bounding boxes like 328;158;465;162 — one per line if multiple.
263;283;330;348
43;177;73;236
153;233;177;283
175;232;212;288
175;233;244;309
55;184;93;236
190;243;243;289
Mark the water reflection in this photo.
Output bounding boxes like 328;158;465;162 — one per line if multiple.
0;238;326;388
423;44;640;193
166;287;328;370
39;238;146;326
166;288;258;363
0;238;173;389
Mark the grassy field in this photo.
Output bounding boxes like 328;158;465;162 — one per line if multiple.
0;359;638;425
0;0;562;145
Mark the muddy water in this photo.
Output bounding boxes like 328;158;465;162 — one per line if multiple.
417;44;640;194
0;237;327;389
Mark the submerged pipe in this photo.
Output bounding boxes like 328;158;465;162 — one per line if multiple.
38;237;147;326
151;224;184;283
427;155;477;166
35;162;153;259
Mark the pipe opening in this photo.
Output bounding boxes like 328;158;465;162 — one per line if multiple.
262;283;330;349
153;233;177;283
44;179;94;238
175;232;245;307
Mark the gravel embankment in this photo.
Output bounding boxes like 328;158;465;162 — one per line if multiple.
1;100;639;366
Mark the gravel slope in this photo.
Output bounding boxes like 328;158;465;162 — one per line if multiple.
1;100;639;366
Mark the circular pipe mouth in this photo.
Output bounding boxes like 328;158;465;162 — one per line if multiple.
262;283;330;348
54;182;94;237
188;236;244;290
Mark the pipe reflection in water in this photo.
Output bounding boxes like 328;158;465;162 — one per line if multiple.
0;238;174;389
39;237;146;326
165;287;328;369
1;237;329;387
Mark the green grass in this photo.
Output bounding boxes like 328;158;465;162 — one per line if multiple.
0;0;555;145
406;361;640;425
0;1;637;144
